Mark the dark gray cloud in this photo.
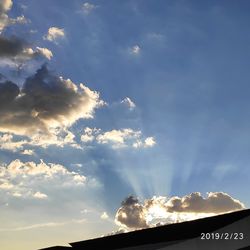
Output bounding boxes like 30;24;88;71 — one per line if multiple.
0;36;52;63
0;65;104;136
115;192;245;230
0;36;25;57
166;192;245;213
115;195;148;229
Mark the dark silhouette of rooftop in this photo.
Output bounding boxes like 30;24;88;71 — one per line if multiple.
40;209;250;250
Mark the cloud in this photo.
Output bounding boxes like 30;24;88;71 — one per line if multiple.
81;127;100;143
44;27;65;42
0;0;27;33
121;97;136;110
82;2;98;14
133;136;156;148
104;227;128;236
0;36;53;63
115;192;245;230
130;45;140;55
115;196;148;229
0;133;28;152
21;149;34;155
0;65;104;140
144;137;156;147
35;47;53;60
80;127;156;149
97;129;141;146
100;212;109;220
0;0;12;12
0;159;87;199
165;192;245;213
0;218;86;232
33;191;48;199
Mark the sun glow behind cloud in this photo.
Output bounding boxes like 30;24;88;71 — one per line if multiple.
1;1;250;249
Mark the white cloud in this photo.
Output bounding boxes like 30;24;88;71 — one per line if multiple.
115;192;245;230
133;136;156;148
44;27;65;42
36;47;53;60
0;0;27;33
80;127;156;149
100;212;109;220
29;128;81;149
21;149;34;155
121;97;136;110
0;133;28;152
82;2;97;14
33;191;48;199
81;127;100;143
130;45;140;55
97;129;140;145
144;137;156;147
0;159;88;199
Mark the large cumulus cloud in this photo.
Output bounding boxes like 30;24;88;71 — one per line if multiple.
0;65;104;137
115;192;245;230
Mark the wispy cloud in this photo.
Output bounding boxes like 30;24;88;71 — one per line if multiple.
130;45;141;55
0;219;86;232
82;2;98;14
121;97;136;110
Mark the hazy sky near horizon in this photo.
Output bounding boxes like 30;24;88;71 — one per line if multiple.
0;0;250;249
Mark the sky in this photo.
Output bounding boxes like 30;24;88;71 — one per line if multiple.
0;0;250;249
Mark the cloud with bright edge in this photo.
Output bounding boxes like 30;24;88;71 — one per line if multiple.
0;133;28;152
44;26;65;42
21;149;34;155
0;159;88;199
100;212;109;220
0;36;53;66
36;47;53;60
0;65;104;147
115;193;245;230
0;0;27;33
0;0;50;65
81;127;156;149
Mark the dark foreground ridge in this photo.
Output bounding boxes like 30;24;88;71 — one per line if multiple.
40;209;250;250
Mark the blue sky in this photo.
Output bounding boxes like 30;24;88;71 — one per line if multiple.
0;1;250;249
